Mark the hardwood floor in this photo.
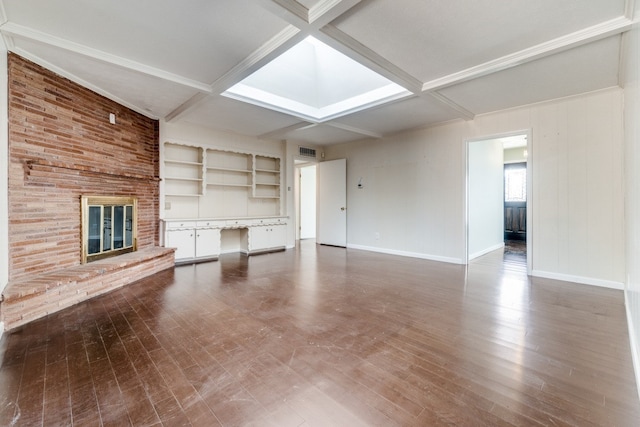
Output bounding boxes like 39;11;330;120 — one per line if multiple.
0;241;638;426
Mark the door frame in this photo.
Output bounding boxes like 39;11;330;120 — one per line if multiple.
294;160;318;241
465;129;532;274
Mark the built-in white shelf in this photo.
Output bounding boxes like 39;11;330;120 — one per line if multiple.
162;142;283;219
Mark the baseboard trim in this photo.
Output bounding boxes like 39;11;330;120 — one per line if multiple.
624;289;640;401
531;270;624;290
346;244;465;265
468;242;505;261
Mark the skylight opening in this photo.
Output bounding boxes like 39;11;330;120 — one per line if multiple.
223;36;410;122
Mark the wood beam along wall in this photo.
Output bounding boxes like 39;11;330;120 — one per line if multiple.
7;53;160;282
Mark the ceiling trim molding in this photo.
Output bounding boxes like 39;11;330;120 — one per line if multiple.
167;25;304;122
267;0;309;24
258;122;313;140
320;25;423;93
210;25;302;94
625;0;637;20
308;0;361;26
10;46;159;119
326;121;383;138
164;92;209;123
0;2;7;25
422;16;633;92
427;92;475;121
0;22;212;94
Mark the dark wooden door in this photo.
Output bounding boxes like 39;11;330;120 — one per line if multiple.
504;163;526;241
505;201;526;240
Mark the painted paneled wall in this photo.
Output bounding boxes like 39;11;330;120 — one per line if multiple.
622;4;640;398
325;87;624;287
468;139;504;260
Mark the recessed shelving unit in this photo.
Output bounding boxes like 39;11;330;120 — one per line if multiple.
164;143;203;197
162;142;282;219
206;149;252;189
254;155;281;199
162;143;286;261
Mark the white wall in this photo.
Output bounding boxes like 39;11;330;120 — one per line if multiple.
504;147;527;163
468;139;504;260
622;5;640;399
325;87;624;286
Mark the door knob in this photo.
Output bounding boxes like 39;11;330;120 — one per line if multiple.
340;207;346;211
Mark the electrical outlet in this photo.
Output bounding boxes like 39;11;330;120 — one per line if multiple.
375;232;380;240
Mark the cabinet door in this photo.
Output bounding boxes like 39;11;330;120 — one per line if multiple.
196;228;221;258
270;224;287;248
165;229;195;260
249;226;271;251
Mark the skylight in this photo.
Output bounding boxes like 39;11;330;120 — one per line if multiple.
223;37;411;123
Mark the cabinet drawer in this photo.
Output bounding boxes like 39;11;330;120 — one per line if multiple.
165;221;197;230
251;217;286;226
225;219;249;227
196;220;223;228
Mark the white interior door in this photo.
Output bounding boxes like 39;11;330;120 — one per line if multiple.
317;159;346;246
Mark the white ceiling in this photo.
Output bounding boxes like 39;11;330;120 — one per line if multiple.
0;0;634;146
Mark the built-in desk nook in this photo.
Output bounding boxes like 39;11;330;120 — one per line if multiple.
161;141;287;264
161;217;287;264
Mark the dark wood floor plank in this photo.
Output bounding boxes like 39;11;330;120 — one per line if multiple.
0;241;639;426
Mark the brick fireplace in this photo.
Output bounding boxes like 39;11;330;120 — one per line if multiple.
0;54;174;330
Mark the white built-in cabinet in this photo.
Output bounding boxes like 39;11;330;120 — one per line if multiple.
161;142;286;264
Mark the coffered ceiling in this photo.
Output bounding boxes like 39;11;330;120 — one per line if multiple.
0;0;634;145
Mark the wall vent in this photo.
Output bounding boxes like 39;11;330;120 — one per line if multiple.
299;146;316;158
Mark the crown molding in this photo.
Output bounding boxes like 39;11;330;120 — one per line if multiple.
320;25;423;94
0;22;212;94
167;25;303;122
326;121;382;139
258;122;313;140
422;16;633;92
308;0;361;26
428;92;475;121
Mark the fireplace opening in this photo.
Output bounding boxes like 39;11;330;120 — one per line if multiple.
81;196;137;263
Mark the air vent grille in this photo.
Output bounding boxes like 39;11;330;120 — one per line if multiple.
299;146;316;158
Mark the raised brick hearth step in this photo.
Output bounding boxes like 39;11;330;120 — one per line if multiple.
1;247;175;330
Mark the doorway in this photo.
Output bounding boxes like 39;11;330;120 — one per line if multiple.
466;130;532;273
298;164;317;240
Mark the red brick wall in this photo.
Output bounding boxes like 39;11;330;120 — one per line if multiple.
8;53;160;281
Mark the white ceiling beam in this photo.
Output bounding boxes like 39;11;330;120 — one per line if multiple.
257;0;309;27
308;0;362;26
422;16;634;92
0;22;213;94
260;0;361;28
164;93;209;123
625;0;637;20
167;25;304;122
427;92;475;121
326;121;383;139
209;25;302;94
258;122;314;140
319;25;423;94
0;1;7;25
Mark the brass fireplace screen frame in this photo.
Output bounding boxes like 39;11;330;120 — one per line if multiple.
81;196;138;263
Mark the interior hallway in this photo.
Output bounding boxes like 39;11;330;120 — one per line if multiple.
0;241;638;426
